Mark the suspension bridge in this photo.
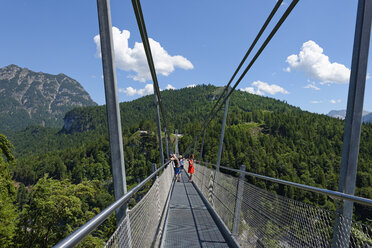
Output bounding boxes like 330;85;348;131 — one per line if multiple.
55;0;372;247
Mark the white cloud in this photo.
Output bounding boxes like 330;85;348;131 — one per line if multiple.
241;86;262;95
252;81;289;95
186;84;196;88
94;27;194;82
119;84;154;96
241;81;289;96
165;84;176;90
304;83;320;90
330;99;341;104
119;86;136;96
138;84;154;95
286;40;350;84
310;100;322;104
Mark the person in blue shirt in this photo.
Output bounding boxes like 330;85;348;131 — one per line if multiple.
179;155;184;172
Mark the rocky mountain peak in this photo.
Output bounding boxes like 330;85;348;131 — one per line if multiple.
0;64;22;80
0;64;97;132
327;109;372;123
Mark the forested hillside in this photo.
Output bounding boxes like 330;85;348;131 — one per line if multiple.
61;85;296;134
1;85;371;247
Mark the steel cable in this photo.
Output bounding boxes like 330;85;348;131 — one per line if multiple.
203;0;300;130
192;0;299;150
131;0;172;146
132;0;297;158
201;0;284;130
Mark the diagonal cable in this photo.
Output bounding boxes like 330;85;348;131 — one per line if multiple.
131;0;172;144
199;0;299;139
132;0;298;155
202;0;284;128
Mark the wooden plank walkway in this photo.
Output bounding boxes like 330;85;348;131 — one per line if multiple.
161;170;232;248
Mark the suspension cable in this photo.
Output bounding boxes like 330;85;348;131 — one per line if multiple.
210;0;299;116
202;0;284;128
182;141;194;157
197;0;299;142
131;0;172;145
132;0;299;156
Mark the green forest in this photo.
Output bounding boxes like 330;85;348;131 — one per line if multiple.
0;85;371;247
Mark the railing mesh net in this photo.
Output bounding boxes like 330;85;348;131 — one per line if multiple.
102;161;371;248
192;162;372;248
103;163;173;248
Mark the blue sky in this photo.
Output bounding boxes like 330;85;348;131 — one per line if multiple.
1;0;371;114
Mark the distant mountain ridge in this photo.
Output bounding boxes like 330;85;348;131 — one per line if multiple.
0;64;97;132
61;85;300;134
327;109;372;123
362;112;372;123
327;110;347;120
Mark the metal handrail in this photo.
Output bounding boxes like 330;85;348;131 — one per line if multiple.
54;160;171;248
196;160;372;208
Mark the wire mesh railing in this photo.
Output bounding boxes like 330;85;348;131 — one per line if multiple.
54;161;173;248
56;157;371;248
192;161;372;248
103;163;173;248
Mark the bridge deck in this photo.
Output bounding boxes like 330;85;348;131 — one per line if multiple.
162;170;231;248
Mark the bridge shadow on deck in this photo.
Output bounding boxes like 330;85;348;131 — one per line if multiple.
161;171;231;248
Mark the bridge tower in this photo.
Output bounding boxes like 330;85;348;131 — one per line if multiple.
175;129;179;156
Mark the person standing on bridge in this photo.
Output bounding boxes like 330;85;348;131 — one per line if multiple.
179;155;184;172
171;154;181;182
188;154;195;182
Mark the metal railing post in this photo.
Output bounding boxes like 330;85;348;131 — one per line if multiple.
165;128;169;160
152;163;157;182
168;130;174;155
96;0;128;225
216;87;231;170
212;87;231;206
193;135;197;156
169;138;174;155
175;129;179;156
152;163;162;230
232;165;245;237
332;0;372;247
200;161;205;194
199;126;206;162
205;160;214;203
155;95;164;167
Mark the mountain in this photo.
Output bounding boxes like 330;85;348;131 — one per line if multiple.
61;85;298;134
327;109;371;121
327;110;347;120
8;85;300;156
0;64;97;133
9;85;372;196
362;112;372;123
4;84;371;247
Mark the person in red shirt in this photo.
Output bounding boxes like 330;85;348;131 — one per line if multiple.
188;154;195;182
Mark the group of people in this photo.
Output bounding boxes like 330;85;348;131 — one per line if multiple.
170;154;194;182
